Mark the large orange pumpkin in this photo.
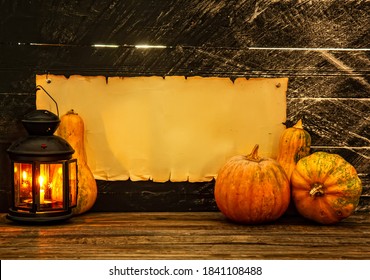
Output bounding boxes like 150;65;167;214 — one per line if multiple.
291;151;362;224
214;145;290;224
56;109;97;215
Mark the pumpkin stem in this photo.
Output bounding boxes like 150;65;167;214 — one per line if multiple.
309;183;325;197
293;119;303;129
67;109;77;115
246;144;261;162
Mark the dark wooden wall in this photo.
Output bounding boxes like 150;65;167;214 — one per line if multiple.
0;0;369;212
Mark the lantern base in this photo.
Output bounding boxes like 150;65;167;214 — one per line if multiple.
7;208;74;224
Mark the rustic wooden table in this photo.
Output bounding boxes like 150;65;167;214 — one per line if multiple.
0;212;369;260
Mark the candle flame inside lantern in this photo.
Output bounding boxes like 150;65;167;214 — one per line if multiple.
22;171;28;181
38;175;44;187
39;175;45;204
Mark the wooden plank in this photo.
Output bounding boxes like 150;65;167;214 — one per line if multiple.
1;45;369;78
90;178;370;213
1;212;369;259
287;99;370;147
358;196;370;212
0;71;35;93
1;0;368;48
92;180;217;212
0;0;42;43
0;92;35;141
287;76;370;99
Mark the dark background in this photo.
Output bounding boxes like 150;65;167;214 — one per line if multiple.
0;0;369;212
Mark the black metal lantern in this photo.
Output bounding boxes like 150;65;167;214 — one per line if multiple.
6;86;78;223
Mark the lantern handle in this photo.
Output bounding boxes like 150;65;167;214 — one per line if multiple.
36;85;59;117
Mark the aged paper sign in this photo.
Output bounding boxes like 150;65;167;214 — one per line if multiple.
36;75;287;182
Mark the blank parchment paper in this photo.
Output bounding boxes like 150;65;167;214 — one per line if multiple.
36;75;287;182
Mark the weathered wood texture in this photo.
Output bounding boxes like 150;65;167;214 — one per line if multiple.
0;0;369;212
1;0;369;47
1;212;370;259
1;0;369;77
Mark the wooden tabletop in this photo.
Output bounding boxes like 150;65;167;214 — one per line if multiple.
1;212;369;260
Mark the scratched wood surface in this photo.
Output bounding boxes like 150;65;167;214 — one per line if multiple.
1;1;369;77
1;0;369;47
0;0;369;212
0;212;370;260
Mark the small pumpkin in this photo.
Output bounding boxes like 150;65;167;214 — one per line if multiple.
214;144;290;224
291;152;362;224
56;109;97;215
277;119;311;181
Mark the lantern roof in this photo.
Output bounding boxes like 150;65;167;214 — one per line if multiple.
7;109;74;161
7;135;74;162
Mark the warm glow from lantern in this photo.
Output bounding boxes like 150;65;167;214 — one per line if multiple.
21;170;30;190
38;175;44;187
39;175;45;204
40;188;45;204
22;171;28;181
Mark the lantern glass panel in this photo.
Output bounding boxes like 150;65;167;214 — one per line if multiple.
38;163;64;210
68;159;77;207
14;162;33;209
